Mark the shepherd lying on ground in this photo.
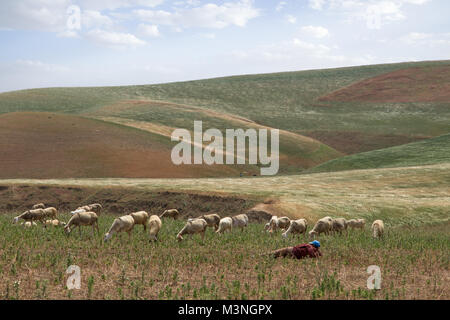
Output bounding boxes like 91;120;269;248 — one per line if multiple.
268;240;322;259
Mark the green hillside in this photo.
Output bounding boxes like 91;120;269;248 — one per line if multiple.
1;60;449;156
308;134;450;173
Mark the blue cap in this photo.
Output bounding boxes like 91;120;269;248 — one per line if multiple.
310;240;320;248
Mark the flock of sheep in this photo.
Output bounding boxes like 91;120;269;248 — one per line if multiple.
12;203;386;243
265;215;385;239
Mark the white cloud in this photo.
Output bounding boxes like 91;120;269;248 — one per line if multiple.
276;1;287;12
300;25;329;38
309;0;325;10
308;0;432;29
76;0;165;11
138;24;161;37
134;0;260;29
87;29;147;47
82;10;114;30
286;15;297;24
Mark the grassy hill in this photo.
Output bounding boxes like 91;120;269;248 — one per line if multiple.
0;60;449;178
308;134;450;173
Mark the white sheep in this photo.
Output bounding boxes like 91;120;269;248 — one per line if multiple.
331;218;348;234
13;209;46;225
177;218;208;241
129;211;150;231
45;219;65;227
32;203;45;210
199;214;221;230
43;207;58;219
282;219;308;238
372;220;385;239
231;214;249;232
216;217;233;234
104;215;135;242
71;204;102;215
21;221;37;228
347;218;366;230
147;215;162;242
160;209;180;220
268;216;291;234
64;212;99;236
308;218;331;239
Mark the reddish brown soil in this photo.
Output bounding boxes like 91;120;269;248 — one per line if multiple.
0;112;253;179
319;66;450;103
298;130;430;155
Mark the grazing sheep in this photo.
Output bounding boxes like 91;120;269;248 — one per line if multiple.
71;205;90;215
147;215;162;242
199;214;221;230
216;217;233;234
43;207;58;219
269;216;291;234
160;209;180;220
32;203;45;210
64;212;99;236
264;222;270;231
231;214;249;232
282;219;308;238
45;219;65;227
372;220;385;239
308;218;331;239
177;218;208;241
129;211;150;231
13;209;46;225
87;203;102;214
347;218;366;230
104;215;135;242
331;218;348;234
71;204;102;215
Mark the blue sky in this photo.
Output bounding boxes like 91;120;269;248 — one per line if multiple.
0;0;449;92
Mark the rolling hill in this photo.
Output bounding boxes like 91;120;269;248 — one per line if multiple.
0;60;449;178
0;112;259;179
308;134;450;173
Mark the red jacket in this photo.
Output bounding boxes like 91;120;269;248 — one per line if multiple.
292;244;321;259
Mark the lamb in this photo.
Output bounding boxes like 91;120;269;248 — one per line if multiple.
216;217;233;234
129;211;150;231
282;219;308;238
308;218;331;239
32;203;45;210
160;209;180;220
331;218;348;234
13;209;46;225
104;215;135;242
64;211;99;236
147;215;162;242
199;214;221;230
43;207;58;219
177;218;208;241
347;218;366;230
231;214;249;232
45;219;65;227
372;220;385;239
21;221;37;228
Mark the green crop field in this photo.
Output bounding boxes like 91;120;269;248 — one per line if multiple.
0;214;447;300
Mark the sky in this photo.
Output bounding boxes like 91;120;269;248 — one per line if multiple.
0;0;449;92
